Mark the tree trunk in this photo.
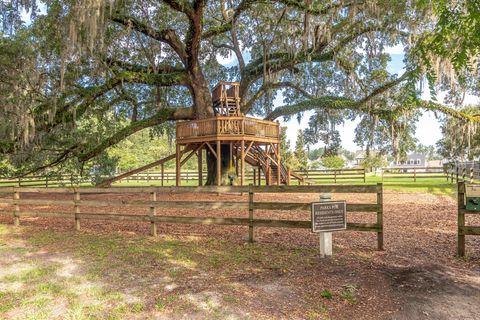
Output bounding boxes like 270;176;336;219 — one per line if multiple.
205;144;234;185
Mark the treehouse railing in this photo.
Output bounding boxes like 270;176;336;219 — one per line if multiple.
176;116;280;142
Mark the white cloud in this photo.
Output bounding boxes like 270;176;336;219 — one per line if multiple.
384;44;405;55
216;52;238;66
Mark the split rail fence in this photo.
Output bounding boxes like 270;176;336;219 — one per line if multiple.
447;166;480;184
381;167;447;182
0;184;384;250
0;168;368;187
457;182;480;256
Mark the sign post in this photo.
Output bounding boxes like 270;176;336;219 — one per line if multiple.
312;194;347;258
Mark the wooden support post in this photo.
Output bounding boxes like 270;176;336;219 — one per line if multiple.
74;191;80;231
276;143;281;185
248;188;254;242
176;144;181;186
13;190;19;227
266;164;271;186
258;166;261;186
198;148;203;186
376;183;384;250
457;181;465;257
241;140;245;186
216;141;221;186
253;169;257;186
161;163;164;186
150;191;157;236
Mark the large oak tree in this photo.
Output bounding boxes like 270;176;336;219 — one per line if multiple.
0;0;479;180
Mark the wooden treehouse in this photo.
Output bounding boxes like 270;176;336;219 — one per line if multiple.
98;81;304;187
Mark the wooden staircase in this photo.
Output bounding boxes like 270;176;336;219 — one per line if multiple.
238;145;305;185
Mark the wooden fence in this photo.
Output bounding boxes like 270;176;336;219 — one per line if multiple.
457;182;480;256
118;168;366;185
446;166;480;184
381;167;447;182
0;175;91;187
295;168;366;183
0;184;384;250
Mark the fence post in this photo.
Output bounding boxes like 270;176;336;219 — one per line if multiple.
456;166;459;182
150;191;157;236
13;189;20;226
248;187;254;242
74;191;80;231
363;169;366;183
45;176;48;188
457;181;465;257
470;168;473;183
376;183;384;250
414;167;417;182
161;164;165;186
334;170;337;184
462;167;466;181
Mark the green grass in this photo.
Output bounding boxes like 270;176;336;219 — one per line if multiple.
0;172;458;196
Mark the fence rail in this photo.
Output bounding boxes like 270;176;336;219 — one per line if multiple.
457;182;480;256
0;184;384;249
381;167;447;182
446;166;480;184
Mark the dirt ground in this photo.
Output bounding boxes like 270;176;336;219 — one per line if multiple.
0;190;479;319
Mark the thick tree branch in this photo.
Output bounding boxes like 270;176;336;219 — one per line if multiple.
105;58;185;75
110;13;187;62
264;71;412;120
79;107;194;162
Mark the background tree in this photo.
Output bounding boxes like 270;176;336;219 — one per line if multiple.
320;155;345;169
360;154;388;173
294;130;308;171
279;127;296;169
437;105;480;161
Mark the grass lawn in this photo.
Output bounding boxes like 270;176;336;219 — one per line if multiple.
0;174;458;196
110;176;457;196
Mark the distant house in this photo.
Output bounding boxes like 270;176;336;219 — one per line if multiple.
426;159;443;168
390;153;426;167
353;150;384;166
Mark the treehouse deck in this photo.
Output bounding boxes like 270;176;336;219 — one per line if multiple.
175;115;288;186
176;116;280;144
